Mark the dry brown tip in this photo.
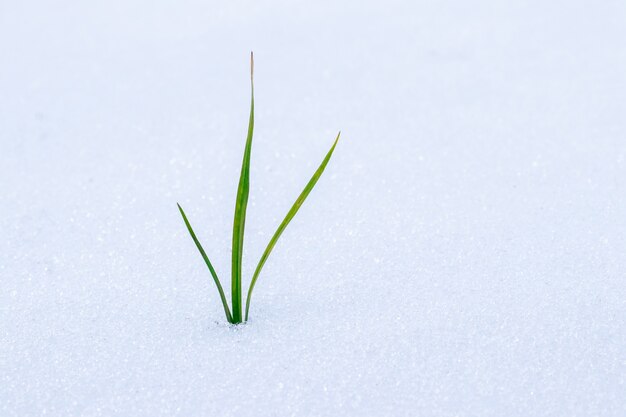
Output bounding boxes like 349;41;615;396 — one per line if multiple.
250;51;254;81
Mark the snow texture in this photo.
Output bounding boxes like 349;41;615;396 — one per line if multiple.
1;1;625;416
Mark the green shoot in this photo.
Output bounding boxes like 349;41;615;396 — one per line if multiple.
177;52;340;324
230;52;255;323
177;203;233;322
245;132;340;321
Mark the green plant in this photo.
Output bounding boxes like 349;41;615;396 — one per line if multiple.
177;53;340;324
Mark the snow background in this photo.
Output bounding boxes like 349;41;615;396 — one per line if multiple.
1;0;625;415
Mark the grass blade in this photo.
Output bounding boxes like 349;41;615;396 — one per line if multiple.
177;203;233;323
245;132;340;321
231;52;255;323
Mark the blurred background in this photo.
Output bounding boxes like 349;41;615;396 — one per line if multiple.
1;1;625;416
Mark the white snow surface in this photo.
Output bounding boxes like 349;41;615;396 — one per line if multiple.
1;1;625;416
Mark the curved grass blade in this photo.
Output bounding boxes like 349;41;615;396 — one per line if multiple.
230;52;255;323
177;203;233;323
245;132;340;321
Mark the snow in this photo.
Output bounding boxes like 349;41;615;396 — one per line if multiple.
1;0;625;415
